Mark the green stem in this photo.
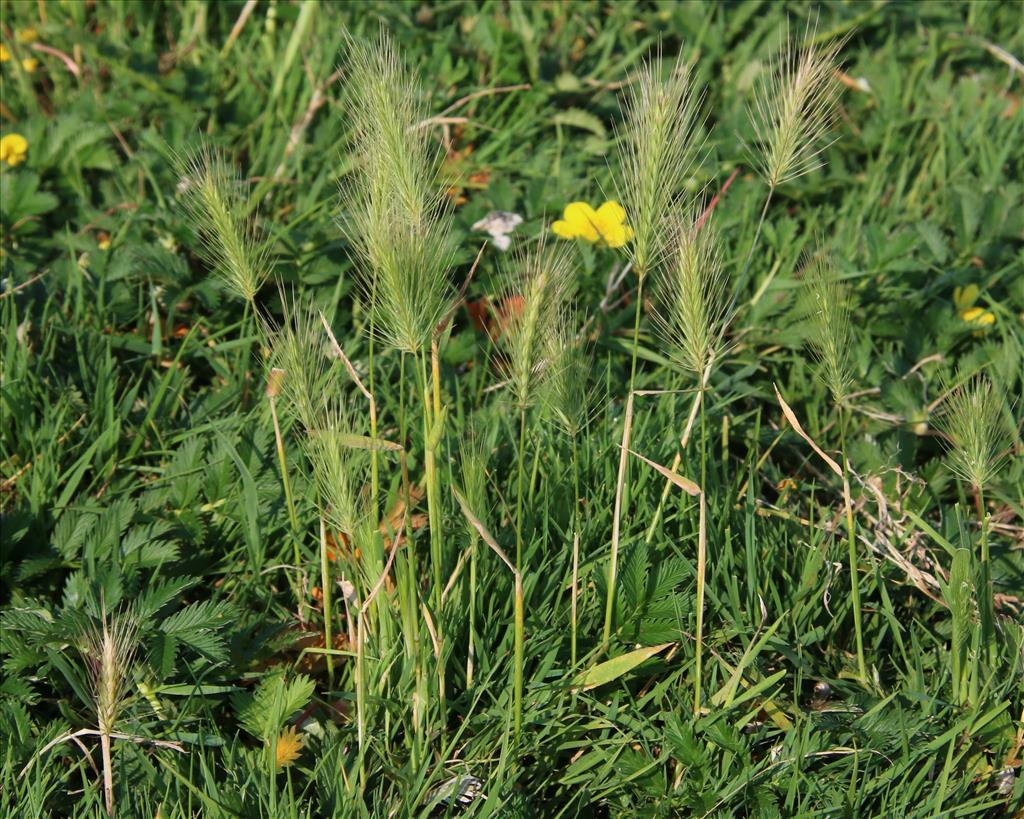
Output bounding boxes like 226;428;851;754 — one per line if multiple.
319;515;334;687
417;351;443;612
570;434;581;667
737;188;773;297
839;407;867;685
694;390;707;715
513;573;524;737
628;273;645;395
269;395;301;568
515;407;528;573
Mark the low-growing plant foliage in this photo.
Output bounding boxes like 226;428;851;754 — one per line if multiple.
1;2;1022;817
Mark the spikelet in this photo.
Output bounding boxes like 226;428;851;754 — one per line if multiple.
79;609;139;736
342;31;455;354
495;240;574;411
615;53;704;279
936;374;1011;491
802;251;853;407
749;22;844;189
178;147;269;304
542;310;595;439
303;395;369;537
653;203;730;382
263;292;339;432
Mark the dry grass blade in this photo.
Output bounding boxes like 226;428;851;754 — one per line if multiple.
774;384;843;477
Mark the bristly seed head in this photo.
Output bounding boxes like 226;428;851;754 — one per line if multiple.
749;21;844;189
615;51;705;279
936;374;1011;492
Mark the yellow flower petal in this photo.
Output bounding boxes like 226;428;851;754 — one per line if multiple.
960;306;995;326
601;223;631;248
552;219;576;239
0;133;29;166
595;200;627;226
21;57;38;73
561;201;601;242
0;44;11;63
16;28;38;46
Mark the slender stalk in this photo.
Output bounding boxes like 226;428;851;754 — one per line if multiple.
268;392;301;567
319;515;335;686
604;390;635;649
515;407;528;572
737;190;773;296
570;434;581;666
417;349;447;730
838;408;867;685
627;273;646;394
513;573;524;737
417;350;442;611
976;484;996;667
694;491;707;716
100;731;114;816
467;532;477;687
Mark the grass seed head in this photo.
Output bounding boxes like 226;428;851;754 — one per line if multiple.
496;239;574;411
79;609;139;735
654;202;730;382
342;31;455;354
749;22;844;189
178;147;270;305
802;251;854;407
542;310;595;439
615;52;705;278
304;396;369;536
936;374;1011;491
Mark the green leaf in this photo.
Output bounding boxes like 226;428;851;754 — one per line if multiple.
574;643;672;691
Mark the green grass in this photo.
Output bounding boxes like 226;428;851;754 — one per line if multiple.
1;1;1023;816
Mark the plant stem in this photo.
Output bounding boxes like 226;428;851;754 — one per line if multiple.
417;350;443;612
268;393;301;568
604;390;635;650
977;484;996;667
838;407;867;685
694;491;707;717
467;531;477;687
101;730;114;816
513;572;524;737
515;406;528;572
628;272;646;395
319;515;334;687
570;434;581;666
738;189;773;297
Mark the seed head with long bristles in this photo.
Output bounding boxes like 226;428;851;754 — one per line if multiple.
802;251;854;407
749;24;844;189
178;147;270;305
496;241;574;411
615;53;705;279
654;204;731;384
341;31;455;355
936;374;1011;492
79;609;139;736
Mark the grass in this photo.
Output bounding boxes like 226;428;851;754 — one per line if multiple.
1;1;1023;816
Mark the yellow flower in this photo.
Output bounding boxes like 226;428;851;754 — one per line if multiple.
0;133;28;166
953;284;995;328
98;232;111;251
21;57;38;73
16;28;38;45
552;200;633;248
274;725;304;770
0;44;10;63
960;306;995;327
